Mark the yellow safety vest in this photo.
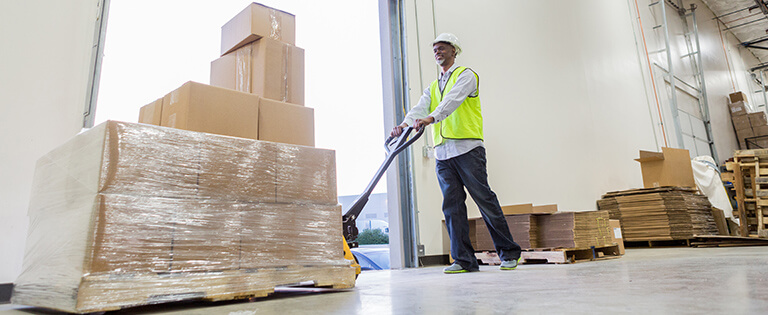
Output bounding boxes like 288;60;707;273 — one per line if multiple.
429;66;483;146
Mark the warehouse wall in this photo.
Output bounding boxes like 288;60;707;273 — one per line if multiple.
0;1;99;283
402;0;760;257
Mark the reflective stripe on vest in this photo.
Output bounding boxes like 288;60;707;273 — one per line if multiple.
429;66;483;146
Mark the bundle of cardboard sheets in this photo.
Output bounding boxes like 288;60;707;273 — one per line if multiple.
598;187;718;241
470;208;613;250
472;214;539;250
537;211;613;248
13;3;356;313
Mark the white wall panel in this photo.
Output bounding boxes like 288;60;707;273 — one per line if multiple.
404;0;759;256
0;1;99;283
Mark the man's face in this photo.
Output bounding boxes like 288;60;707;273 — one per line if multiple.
433;42;455;66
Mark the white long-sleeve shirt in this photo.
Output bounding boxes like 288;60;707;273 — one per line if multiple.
402;63;484;160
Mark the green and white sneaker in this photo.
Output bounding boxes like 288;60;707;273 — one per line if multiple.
443;263;470;274
500;257;523;270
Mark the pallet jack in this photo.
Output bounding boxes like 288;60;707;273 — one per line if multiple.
341;126;425;276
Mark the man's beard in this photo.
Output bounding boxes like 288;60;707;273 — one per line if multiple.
436;58;445;66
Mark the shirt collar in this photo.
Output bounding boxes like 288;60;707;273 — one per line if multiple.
440;63;460;79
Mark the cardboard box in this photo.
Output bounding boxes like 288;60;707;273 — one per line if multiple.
635;147;695;188
275;143;337;204
609;219;625;255
755;125;768;137
728;101;748;116
161;81;260;140
259;98;314;146
730;91;748;104
197;138;277;201
170;205;241;272
754;139;768;148
732;115;751;130
749;112;768;127
501;203;533;215
240;203;342;269
138;98;163;125
736;127;755;139
221;2;296;55
728;102;747;117
532;204;558;214
502;203;558;215
90;194;174;273
211;38;305;105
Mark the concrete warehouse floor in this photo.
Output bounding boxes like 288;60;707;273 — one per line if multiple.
2;247;768;314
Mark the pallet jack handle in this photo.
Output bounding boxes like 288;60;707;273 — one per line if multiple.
342;126;425;247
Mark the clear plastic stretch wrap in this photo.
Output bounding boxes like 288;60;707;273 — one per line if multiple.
13;121;355;313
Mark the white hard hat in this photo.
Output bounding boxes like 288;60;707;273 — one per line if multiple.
433;33;462;56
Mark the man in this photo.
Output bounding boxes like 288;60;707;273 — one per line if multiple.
391;33;522;273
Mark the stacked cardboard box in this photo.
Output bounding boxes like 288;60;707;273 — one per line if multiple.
212;2;303;104
140;3;311;146
12;121;354;313
598;187;718;241
729;91;768;149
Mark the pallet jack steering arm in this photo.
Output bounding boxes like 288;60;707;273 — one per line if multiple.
342;126;425;247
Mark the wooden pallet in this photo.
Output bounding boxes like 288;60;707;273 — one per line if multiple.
521;245;622;264
623;238;691;248
14;264;356;314
689;235;768;247
475;244;622;265
730;154;768;237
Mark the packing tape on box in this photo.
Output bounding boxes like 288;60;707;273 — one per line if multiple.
270;9;282;41
282;44;289;102
12;121;349;313
236;45;252;93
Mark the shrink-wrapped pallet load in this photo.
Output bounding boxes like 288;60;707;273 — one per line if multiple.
12;121;354;313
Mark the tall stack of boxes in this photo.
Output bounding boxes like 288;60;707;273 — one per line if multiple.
729;91;768;149
139;3;312;147
13;3;354;313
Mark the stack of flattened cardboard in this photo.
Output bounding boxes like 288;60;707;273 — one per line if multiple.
140;2;313;147
471;214;539;250
12;121;354;313
537;210;613;249
507;214;539;249
598;187;718;241
470;205;618;250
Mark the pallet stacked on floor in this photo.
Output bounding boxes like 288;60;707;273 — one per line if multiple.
13;3;355;314
728;149;768;237
471;208;621;264
11;122;354;314
597;187;718;242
